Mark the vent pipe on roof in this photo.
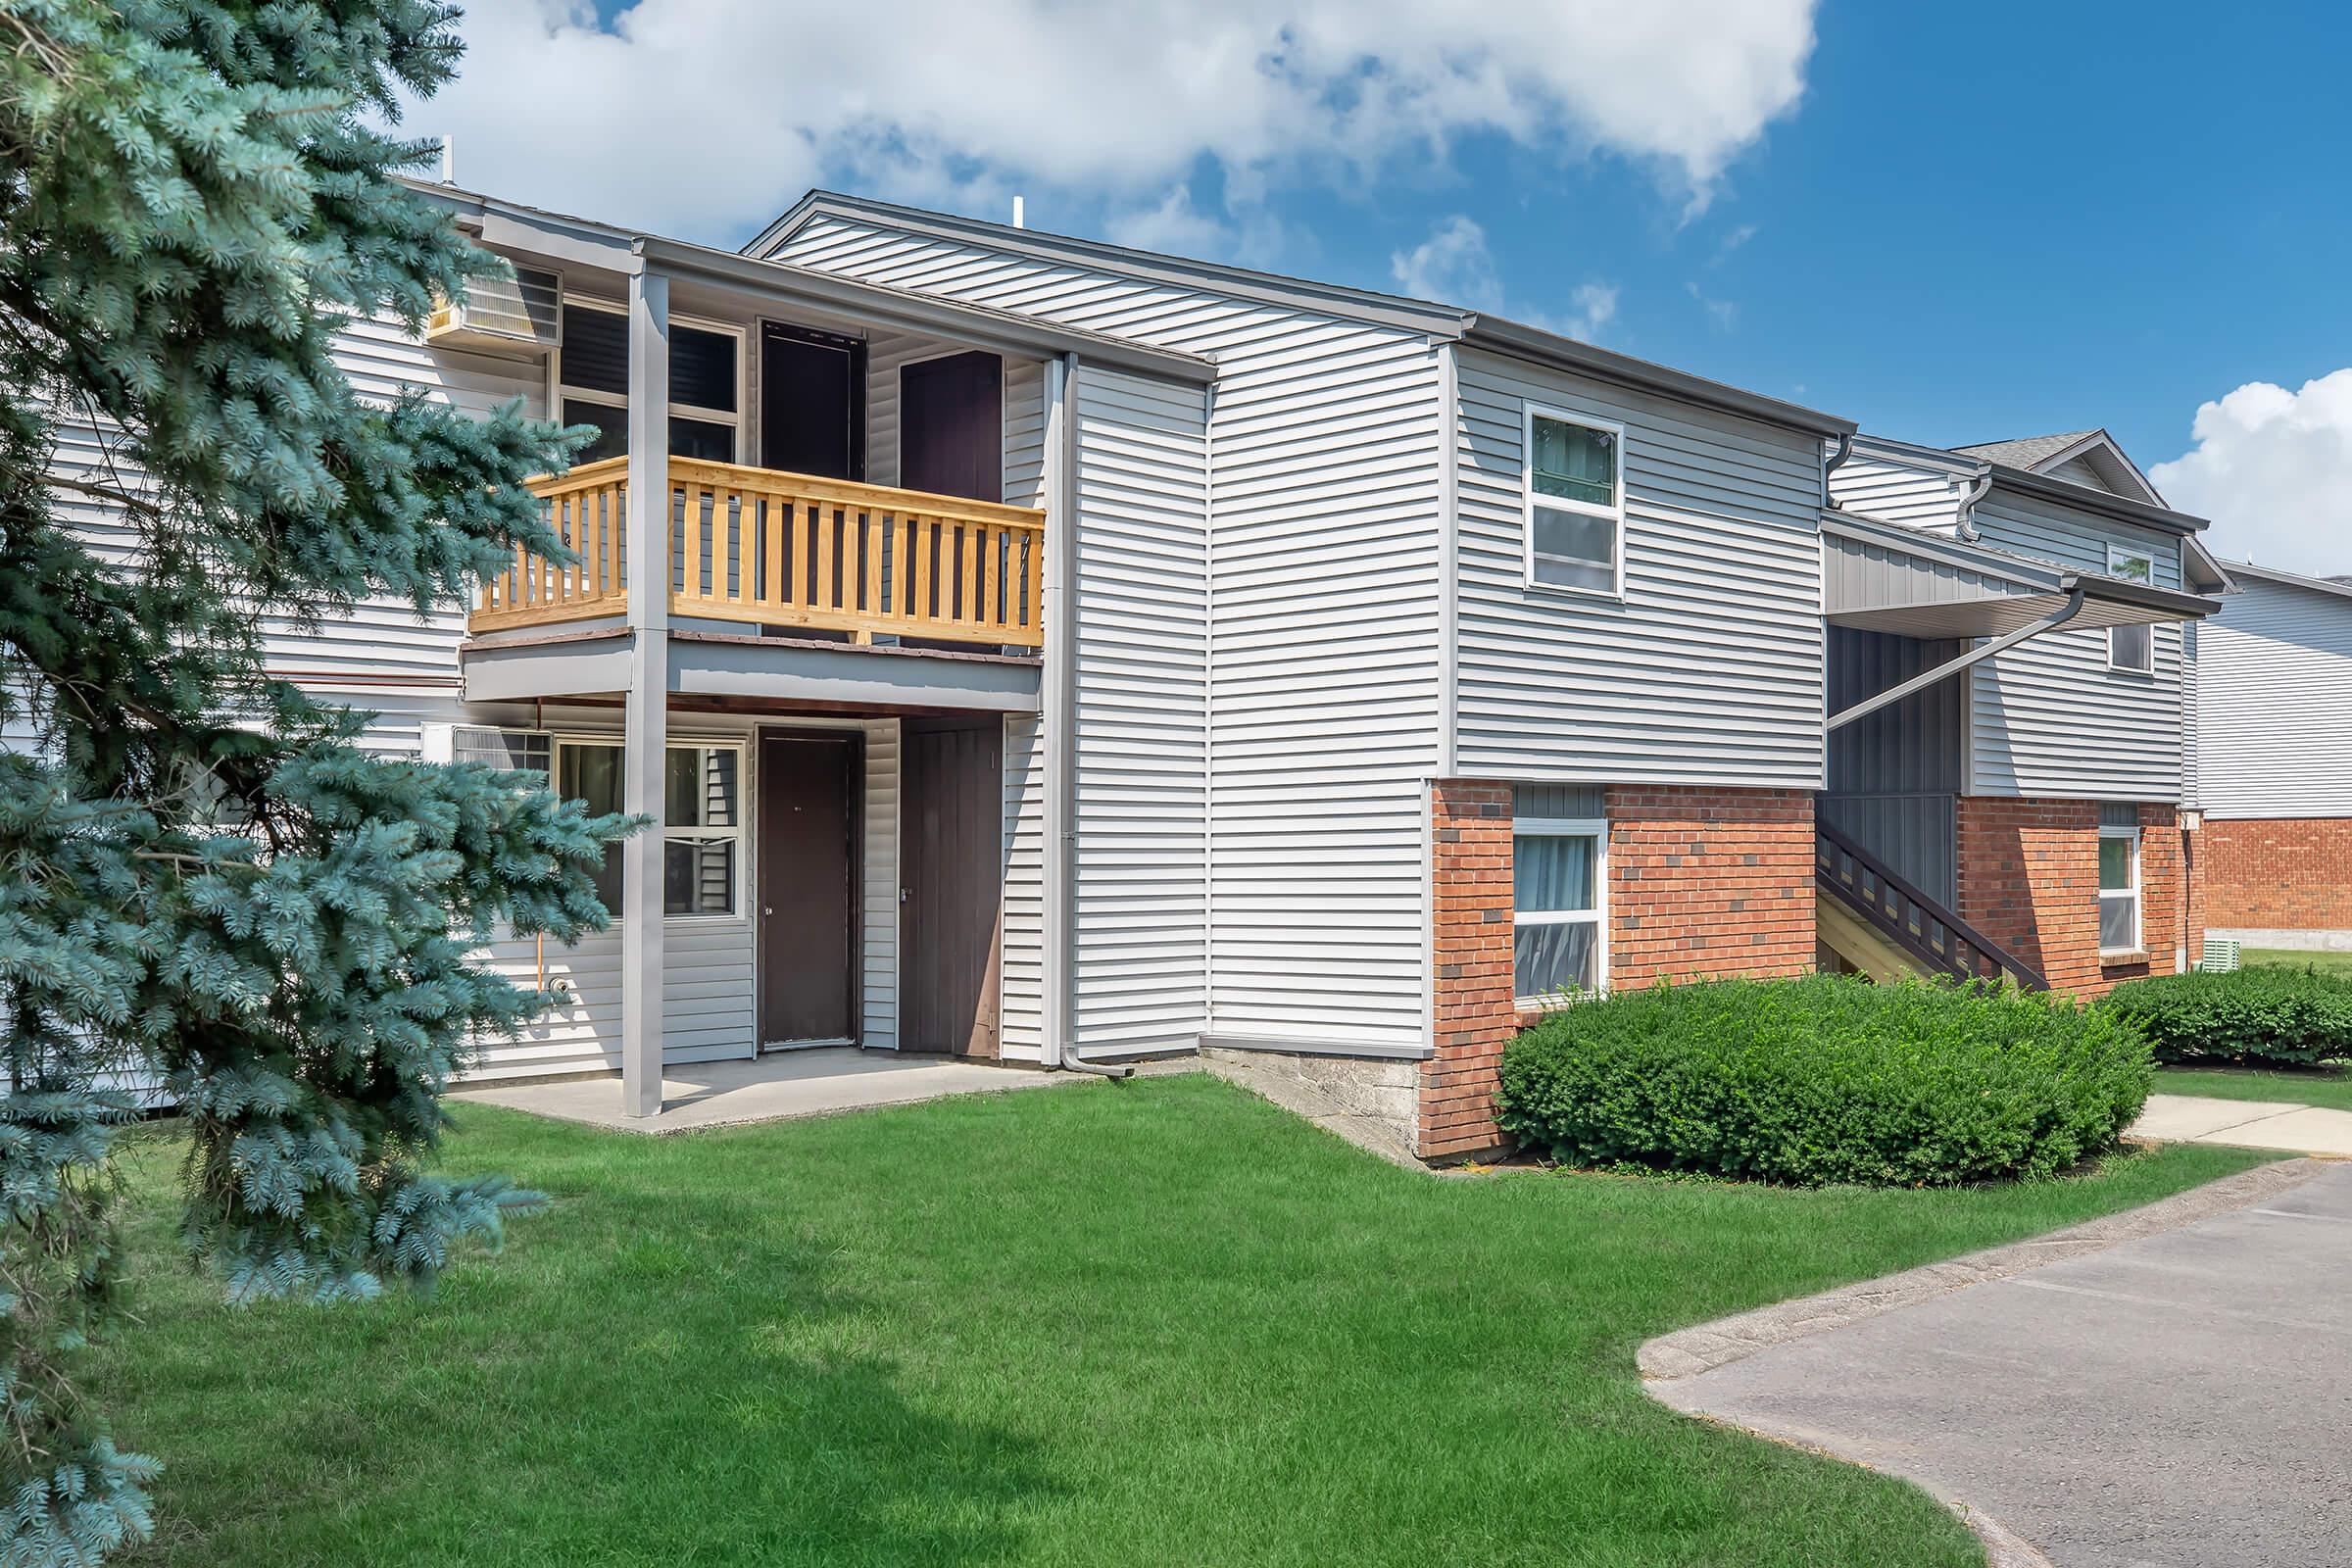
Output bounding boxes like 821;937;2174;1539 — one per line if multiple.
1012;194;1025;230
439;135;454;185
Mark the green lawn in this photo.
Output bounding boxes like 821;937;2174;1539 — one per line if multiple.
92;1076;2263;1568
2155;1064;2352;1112
2244;946;2352;977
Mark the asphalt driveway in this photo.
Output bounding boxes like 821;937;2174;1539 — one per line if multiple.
1647;1162;2352;1568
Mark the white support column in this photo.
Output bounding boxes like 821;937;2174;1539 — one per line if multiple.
620;267;670;1117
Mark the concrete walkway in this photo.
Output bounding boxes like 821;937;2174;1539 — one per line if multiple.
452;1048;1161;1133
2131;1093;2352;1156
1644;1159;2352;1567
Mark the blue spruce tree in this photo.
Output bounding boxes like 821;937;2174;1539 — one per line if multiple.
0;2;628;1558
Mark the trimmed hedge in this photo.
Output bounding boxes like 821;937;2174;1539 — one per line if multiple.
1494;974;2152;1187
2102;966;2352;1066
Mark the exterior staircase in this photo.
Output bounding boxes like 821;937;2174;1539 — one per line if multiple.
1815;820;2047;990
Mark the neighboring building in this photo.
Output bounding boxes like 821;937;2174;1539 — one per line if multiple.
1822;428;2228;994
2197;561;2352;947
37;182;2225;1161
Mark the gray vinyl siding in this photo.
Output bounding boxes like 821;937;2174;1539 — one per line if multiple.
770;213;1445;1054
1069;366;1209;1054
2198;576;2352;817
1967;495;2184;800
1829;453;1963;529
2181;618;2199;810
1453;346;1826;788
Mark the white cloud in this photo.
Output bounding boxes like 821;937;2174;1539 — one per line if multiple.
2147;371;2352;576
1392;216;1501;307
1686;279;1738;330
406;0;1819;241
1391;216;1615;341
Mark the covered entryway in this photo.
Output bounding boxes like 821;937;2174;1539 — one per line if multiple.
901;717;1004;1056
758;729;860;1046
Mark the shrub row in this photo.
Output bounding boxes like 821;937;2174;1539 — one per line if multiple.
1494;974;2151;1187
2102;965;2352;1066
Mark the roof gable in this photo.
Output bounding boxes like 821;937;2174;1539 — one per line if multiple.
1951;429;2164;506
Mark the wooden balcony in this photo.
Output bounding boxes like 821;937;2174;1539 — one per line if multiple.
472;456;1047;648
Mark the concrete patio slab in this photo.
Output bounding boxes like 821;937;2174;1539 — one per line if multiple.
2131;1093;2352;1155
452;1048;1152;1133
1645;1160;2352;1568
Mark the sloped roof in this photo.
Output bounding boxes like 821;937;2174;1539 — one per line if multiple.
1950;431;2103;468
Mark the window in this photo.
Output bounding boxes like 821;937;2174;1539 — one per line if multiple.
662;745;741;917
2107;547;2155;673
1513;808;1608;1004
555;300;742;466
544;738;744;919
2098;806;2141;955
1523;409;1624;597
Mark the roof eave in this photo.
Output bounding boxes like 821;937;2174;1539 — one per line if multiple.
1463;315;1856;439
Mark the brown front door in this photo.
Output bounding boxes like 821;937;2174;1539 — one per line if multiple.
901;352;1003;502
902;718;1004;1056
758;732;858;1044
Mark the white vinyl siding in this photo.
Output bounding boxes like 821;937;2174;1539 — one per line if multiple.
1967;494;2185;801
2198;574;2352;818
1454;347;1827;787
1000;714;1048;1061
770;213;1445;1054
1068;366;1209;1055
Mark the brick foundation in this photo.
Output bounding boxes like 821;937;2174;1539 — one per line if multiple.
1421;781;1816;1161
2202;817;2352;932
1954;797;2191;998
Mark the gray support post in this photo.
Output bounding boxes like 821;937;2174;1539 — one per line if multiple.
620;266;670;1117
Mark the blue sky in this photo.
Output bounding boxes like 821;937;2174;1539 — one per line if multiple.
427;0;2350;568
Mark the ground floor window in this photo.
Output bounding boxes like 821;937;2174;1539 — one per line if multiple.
2098;804;2141;954
456;727;743;919
1512;788;1608;1004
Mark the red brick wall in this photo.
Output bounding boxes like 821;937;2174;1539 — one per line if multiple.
1604;786;1817;987
2202;817;2352;930
1421;781;1816;1161
1955;797;2189;998
1425;781;1515;1160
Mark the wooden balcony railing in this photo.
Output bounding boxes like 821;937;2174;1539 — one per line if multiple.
472;456;1047;649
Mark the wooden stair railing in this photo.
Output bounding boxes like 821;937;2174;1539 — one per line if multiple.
1815;820;2047;991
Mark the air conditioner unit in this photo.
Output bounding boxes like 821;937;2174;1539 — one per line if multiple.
426;265;560;353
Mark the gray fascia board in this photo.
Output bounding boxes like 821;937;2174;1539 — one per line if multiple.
2060;573;2221;620
1464;316;1857;439
637;236;1216;386
668;633;1042;712
2211;558;2352;603
1853;431;2208;536
748;190;1472;338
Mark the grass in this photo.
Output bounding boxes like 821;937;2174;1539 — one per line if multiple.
89;1076;2265;1568
2155;1064;2352;1112
2244;946;2352;977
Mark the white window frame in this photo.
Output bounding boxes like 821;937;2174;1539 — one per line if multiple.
2106;545;2157;674
2097;819;2142;956
552;295;745;462
552;734;748;923
1521;405;1626;601
1511;815;1610;1006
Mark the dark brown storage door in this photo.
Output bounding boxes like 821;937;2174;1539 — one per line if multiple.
902;718;1004;1056
900;352;1003;503
758;733;858;1044
760;323;864;481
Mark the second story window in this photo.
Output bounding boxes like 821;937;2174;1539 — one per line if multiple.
2107;546;2156;673
1524;408;1624;597
556;301;742;466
